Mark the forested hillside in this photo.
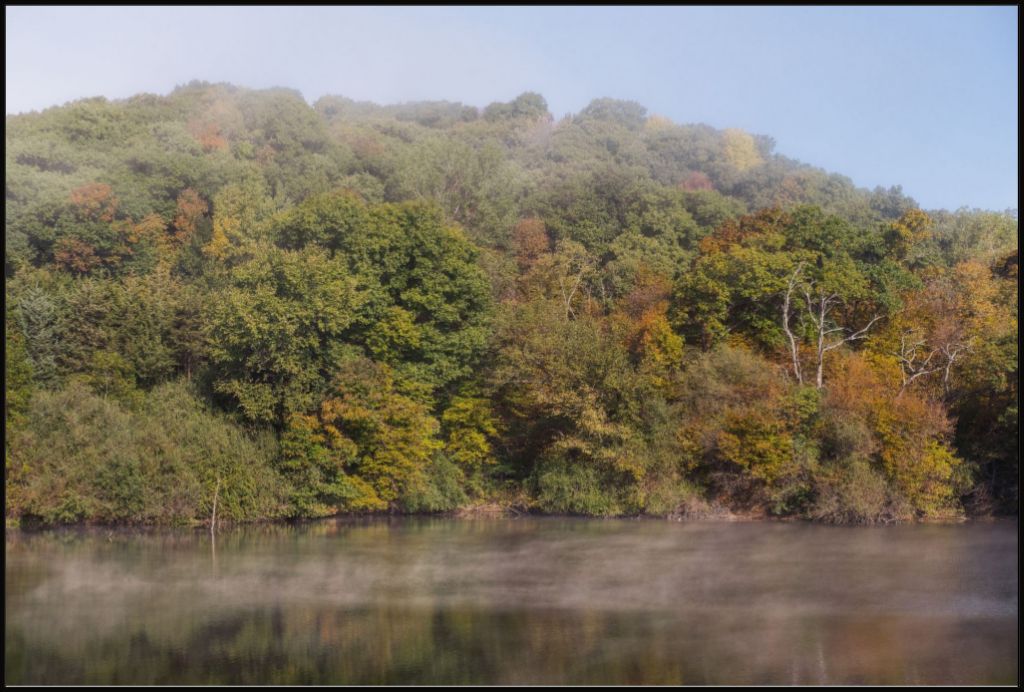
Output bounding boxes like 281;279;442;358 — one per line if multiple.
5;82;1018;524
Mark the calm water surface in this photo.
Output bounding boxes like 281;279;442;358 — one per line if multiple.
5;518;1018;684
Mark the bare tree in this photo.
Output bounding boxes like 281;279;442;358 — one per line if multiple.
782;262;805;384
801;284;881;389
781;262;880;389
892;326;974;398
894;329;940;397
558;266;586;320
939;339;973;394
553;241;594;320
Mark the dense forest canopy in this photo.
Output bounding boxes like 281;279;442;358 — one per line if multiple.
5;82;1018;524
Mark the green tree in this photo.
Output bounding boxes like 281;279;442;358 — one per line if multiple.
273;195;493;396
206;244;362;424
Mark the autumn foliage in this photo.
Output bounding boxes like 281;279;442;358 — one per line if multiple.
4;84;1017;524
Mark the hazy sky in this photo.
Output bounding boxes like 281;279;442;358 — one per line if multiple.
5;6;1018;211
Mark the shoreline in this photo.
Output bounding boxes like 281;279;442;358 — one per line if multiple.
6;509;1015;533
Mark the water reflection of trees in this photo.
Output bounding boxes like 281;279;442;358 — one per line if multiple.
5;519;1018;684
7;604;1016;684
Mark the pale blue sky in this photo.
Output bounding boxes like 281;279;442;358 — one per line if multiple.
5;6;1018;211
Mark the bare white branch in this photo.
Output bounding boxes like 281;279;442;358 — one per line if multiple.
781;262;805;385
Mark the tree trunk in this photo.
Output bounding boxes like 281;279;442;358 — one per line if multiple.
211;477;221;534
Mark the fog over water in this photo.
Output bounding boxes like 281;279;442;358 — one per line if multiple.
6;518;1018;684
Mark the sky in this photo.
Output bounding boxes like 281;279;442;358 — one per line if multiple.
5;6;1018;211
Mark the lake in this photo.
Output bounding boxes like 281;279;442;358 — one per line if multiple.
5;517;1018;684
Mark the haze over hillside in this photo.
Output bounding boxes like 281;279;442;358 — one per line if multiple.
6;7;1017;211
